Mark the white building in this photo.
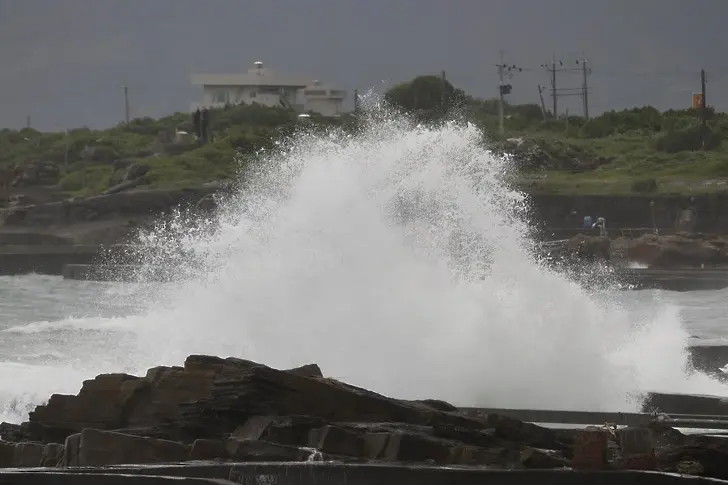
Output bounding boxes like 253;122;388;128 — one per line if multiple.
190;62;347;117
302;80;347;117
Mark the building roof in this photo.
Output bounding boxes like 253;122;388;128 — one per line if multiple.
191;61;311;88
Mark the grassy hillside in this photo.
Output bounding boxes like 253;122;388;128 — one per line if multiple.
0;105;347;198
472;102;728;195
2;78;728;198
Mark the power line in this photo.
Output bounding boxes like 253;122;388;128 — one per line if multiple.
541;55;592;119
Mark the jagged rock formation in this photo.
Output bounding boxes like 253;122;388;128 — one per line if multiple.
0;355;725;479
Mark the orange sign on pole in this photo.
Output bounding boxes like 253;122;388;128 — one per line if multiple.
692;93;703;109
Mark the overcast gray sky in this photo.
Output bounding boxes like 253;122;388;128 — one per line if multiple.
0;0;725;131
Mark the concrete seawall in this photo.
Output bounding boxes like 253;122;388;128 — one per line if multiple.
61;264;170;283
0;245;102;276
0;463;725;485
59;262;728;292
531;194;728;233
2;244;728;292
617;267;728;291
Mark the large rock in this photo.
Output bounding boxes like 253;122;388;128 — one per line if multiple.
224;438;313;462
612;233;728;268
566;234;611;261
1;185;229;227
12;442;46;467
22;359;226;443
0;441;14;467
173;357;498;443
14;161;60;187
14;354;564;470
659;437;728;479
64;429;188;466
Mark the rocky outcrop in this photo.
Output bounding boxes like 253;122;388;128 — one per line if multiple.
14;161;61;187
1;354;727;479
566;234;611;261
563;233;728;268
2;355;568;470
63;429;189;467
501;138;610;172
611;233;728;268
106;162;152;194
1;182;232;228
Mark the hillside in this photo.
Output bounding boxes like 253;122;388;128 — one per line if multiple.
0;105;348;205
1;75;727;202
477;102;728;195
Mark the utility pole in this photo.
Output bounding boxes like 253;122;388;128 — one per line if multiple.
542;55;591;120
537;85;547;121
580;58;590;120
497;51;505;135
551;55;557;117
494;51;522;135
123;84;130;123
540;56;559;118
701;69;707;149
25;115;31;129
64;128;69;168
440;70;447;114
353;89;359;114
700;69;707;127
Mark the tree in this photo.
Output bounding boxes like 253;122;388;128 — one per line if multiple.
384;75;466;115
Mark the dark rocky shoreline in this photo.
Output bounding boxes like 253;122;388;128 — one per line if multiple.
0;354;727;481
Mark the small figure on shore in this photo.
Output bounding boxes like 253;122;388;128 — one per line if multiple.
592;216;607;237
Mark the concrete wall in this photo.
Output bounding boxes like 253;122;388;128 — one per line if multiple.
0;471;226;485
0;246;100;275
228;464;720;485
0;464;723;485
530;194;728;233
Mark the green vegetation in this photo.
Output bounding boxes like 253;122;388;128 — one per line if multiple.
1;74;727;197
470;103;728;195
0;105;347;197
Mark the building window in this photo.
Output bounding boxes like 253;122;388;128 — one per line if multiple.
305;90;327;96
249;91;257;98
212;89;228;104
260;86;281;94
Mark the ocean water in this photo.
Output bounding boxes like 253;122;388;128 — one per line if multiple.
1;118;727;425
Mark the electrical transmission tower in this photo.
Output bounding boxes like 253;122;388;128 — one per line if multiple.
495;51;523;135
541;55;592;120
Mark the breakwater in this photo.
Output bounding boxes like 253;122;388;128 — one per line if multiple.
0;242;726;292
0;464;723;485
58;262;728;292
0;245;101;275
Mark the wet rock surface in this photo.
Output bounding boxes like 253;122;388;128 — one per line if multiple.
612;233;728;268
0;354;727;481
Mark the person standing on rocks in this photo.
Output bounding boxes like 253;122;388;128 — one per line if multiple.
592;217;607;237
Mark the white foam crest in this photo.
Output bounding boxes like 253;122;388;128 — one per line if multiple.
4;116;727;422
0;362;89;424
2;316;134;334
117;118;726;411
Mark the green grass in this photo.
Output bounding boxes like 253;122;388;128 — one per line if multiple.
57;164;115;197
507;132;728;195
516;172;728;196
5;98;728;198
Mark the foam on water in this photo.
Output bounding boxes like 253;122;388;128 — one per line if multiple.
1;114;727;422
